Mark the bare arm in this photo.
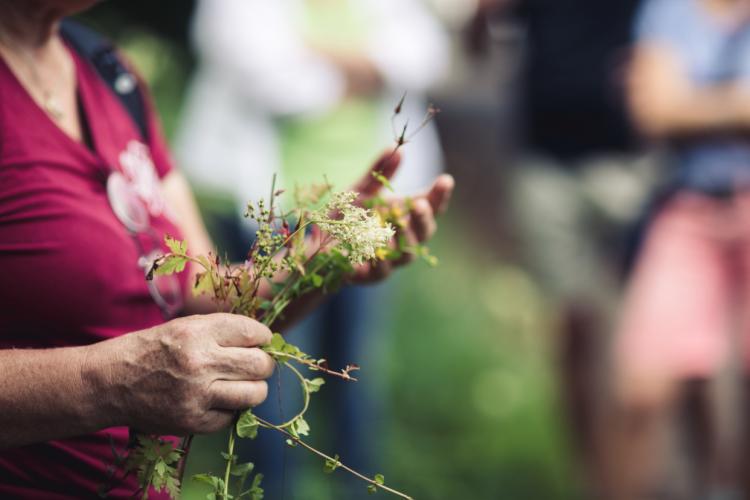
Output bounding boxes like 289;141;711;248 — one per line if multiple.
0;346;103;448
627;43;750;138
0;314;274;449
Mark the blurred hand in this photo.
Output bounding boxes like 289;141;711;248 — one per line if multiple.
86;313;275;435
310;44;383;96
348;150;455;282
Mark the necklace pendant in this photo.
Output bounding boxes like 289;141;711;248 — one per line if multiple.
44;95;64;121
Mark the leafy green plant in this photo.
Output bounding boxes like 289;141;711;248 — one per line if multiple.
112;99;438;500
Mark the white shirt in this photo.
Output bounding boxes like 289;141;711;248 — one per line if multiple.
175;0;451;214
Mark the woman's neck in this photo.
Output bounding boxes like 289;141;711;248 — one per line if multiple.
0;1;62;53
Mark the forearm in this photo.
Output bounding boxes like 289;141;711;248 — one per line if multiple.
628;45;750;138
636;85;750;138
0;344;114;449
1;315;276;449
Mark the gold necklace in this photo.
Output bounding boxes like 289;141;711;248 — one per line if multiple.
0;37;65;121
25;50;64;121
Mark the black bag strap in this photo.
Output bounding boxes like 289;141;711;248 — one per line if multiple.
60;19;149;140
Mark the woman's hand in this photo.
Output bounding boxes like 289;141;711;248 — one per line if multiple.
85;313;275;436
349;150;454;282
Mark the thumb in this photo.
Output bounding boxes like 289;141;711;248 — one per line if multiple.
352;149;401;197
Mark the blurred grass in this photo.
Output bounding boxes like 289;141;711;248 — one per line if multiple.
381;218;577;499
115;29;579;500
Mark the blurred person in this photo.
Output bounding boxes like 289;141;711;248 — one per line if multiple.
608;0;750;498
174;0;450;497
469;0;655;494
477;0;647;310
0;0;454;498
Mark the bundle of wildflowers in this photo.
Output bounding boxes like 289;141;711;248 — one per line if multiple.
105;97;439;500
313;191;395;265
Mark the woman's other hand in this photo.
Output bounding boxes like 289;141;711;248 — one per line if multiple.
348;149;454;283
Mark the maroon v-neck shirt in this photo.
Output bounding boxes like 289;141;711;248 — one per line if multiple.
0;42;186;498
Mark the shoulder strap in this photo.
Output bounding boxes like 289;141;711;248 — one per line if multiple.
60;19;149;140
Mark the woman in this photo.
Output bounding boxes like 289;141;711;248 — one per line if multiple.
607;0;750;497
0;1;454;498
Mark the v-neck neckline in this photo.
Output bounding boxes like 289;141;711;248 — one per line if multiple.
0;41;102;165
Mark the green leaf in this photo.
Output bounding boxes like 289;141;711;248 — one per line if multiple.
125;436;182;499
164;235;187;255
165;475;181;499
193;271;214;297
250;473;264;500
236;410;259;439
192;474;219;488
153;254;188;276
230;462;254;477
257;300;273;311
193;474;225;499
366;474;385;495
304;377;325;393
310;273;323;288
371;171;394;192
323;454;341;474
269;333;285;351
281;342;301;356
291;416;310;437
154;460;166;477
423;253;439;267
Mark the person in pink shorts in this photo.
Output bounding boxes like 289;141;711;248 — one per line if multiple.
604;0;750;498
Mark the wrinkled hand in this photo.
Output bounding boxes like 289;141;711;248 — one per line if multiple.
86;313;275;436
349;150;454;282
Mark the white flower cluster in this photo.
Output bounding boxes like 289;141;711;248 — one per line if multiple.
314;191;395;265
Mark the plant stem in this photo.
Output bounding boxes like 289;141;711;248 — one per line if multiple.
262;350;358;381
223;427;236;500
272;362;310;429
260;243;332;325
255;417;413;500
253;220;315;282
175;434;194;485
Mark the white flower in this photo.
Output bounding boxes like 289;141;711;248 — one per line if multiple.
314;192;395;265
